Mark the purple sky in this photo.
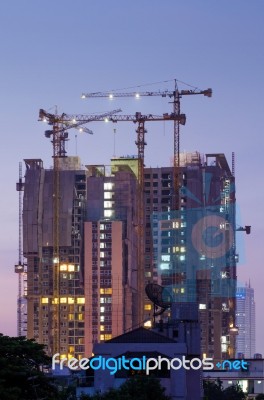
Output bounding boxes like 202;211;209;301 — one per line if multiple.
0;1;263;354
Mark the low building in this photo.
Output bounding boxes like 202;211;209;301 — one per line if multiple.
77;303;203;400
203;357;264;398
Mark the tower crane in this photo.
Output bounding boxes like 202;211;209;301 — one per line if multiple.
81;83;212;210
38;108;122;354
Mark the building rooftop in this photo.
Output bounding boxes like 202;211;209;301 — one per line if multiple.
105;326;177;344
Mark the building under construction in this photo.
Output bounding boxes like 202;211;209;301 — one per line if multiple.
22;156;141;359
21;149;237;361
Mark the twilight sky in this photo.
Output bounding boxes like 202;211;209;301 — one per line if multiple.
0;1;263;354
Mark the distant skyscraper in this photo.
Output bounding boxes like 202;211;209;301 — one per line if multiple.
236;282;256;358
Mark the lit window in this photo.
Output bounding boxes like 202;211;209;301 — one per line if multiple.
104;210;113;218
68;264;75;272
60;264;67;271
180;255;185;261
77;298;85;304
104;182;114;191
60;298;67;303
104;192;112;199
144;304;152;310
104;201;114;208
100;334;105;340
100;288;112;295
199;304;206;310
104;334;112;340
145;272;151;277
144;320;152;328
180;288;185;293
69;313;74;320
180;247;186;253
100;306;105;312
160;263;169;270
52;298;58;304
41;297;49;304
100;325;105;331
161;255;170;262
68;297;74;304
100;243;105;249
172;221;180;229
100;316;105;322
78;314;83;321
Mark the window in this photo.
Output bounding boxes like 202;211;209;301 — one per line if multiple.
77;298;85;304
104;201;114;208
104;182;114;191
144;304;151;310
104;334;112;340
104;192;113;199
60;298;67;303
100;288;112;295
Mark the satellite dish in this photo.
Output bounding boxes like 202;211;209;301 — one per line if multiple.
145;283;172;310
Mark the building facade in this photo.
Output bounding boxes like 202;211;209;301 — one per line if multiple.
23;157;87;359
143;152;237;360
22;152;237;362
84;161;139;355
23;156;139;358
236;283;256;358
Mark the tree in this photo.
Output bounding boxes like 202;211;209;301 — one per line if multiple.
79;375;171;400
203;379;246;400
118;375;171;400
0;333;59;400
203;379;223;400
223;383;246;400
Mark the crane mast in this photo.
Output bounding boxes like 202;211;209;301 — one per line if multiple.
15;162;25;336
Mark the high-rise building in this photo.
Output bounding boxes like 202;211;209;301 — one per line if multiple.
84;160;139;355
22;156;140;358
236;282;256;358
143;152;237;360
23;157;87;358
22;151;237;361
